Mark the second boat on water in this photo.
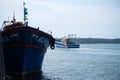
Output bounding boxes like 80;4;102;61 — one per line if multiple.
55;34;80;48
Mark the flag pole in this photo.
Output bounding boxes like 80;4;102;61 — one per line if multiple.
23;1;28;26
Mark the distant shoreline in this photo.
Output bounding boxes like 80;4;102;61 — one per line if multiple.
55;38;120;44
78;38;120;44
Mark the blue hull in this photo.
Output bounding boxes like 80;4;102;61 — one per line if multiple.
67;44;80;48
2;26;55;75
56;43;79;48
4;46;45;75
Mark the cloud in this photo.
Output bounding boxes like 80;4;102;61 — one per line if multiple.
0;0;120;38
28;1;120;24
2;0;119;23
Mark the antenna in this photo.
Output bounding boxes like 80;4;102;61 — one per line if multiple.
23;1;28;26
12;12;16;23
8;17;10;21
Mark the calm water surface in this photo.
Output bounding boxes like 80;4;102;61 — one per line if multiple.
13;44;120;80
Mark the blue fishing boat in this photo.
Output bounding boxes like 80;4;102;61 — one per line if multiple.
1;2;55;76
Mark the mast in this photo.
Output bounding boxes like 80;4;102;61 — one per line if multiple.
23;1;28;26
12;13;16;23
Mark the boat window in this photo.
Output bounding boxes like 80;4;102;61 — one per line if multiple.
37;37;49;48
10;34;18;44
31;34;38;44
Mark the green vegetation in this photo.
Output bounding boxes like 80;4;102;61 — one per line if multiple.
78;38;120;44
55;38;120;44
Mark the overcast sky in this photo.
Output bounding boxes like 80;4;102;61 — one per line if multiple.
0;0;120;38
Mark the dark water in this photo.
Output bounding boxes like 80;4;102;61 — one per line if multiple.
12;44;120;80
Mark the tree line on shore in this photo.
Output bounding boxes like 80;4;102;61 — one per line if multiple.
77;38;120;44
55;38;120;44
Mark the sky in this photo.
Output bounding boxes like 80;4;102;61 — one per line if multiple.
0;0;120;38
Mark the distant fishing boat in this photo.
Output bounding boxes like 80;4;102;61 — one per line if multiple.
55;34;80;48
1;2;55;76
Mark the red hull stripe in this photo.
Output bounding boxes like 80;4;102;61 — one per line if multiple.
4;44;46;51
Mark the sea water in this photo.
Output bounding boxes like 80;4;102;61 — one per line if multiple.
42;44;120;80
12;44;120;80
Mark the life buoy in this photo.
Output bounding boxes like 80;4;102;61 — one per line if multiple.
50;38;55;50
50;44;55;49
